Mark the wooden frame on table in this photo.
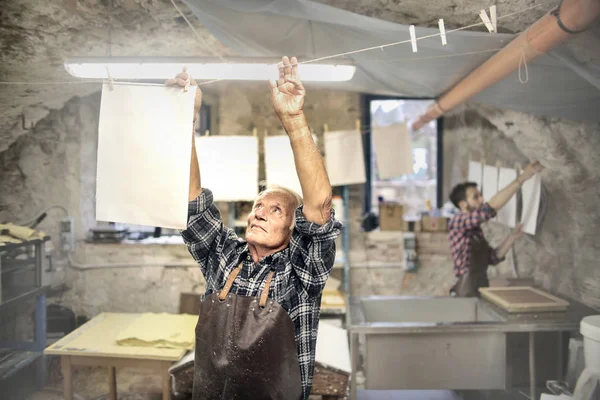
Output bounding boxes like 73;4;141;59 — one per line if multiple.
479;286;569;313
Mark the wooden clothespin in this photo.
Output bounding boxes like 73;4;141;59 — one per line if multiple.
355;119;361;133
515;162;521;173
409;25;418;53
490;5;497;33
438;19;447;46
496;160;502;169
205;130;210;136
323;123;329;133
105;66;114;91
252;128;258;137
184;75;190;93
482;157;487;166
480;6;497;33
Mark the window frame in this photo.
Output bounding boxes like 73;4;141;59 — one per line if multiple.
361;94;445;214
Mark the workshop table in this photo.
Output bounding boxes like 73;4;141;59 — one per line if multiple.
45;313;191;400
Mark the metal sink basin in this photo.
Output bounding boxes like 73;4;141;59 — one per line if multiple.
349;296;507;393
360;296;500;324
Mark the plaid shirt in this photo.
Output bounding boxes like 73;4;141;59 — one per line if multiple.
180;188;342;400
448;203;503;277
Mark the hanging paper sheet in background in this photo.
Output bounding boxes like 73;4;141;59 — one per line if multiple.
96;83;196;229
264;135;317;196
195;136;258;201
497;167;518;227
482;165;499;202
521;173;542;235
468;161;483;189
324;130;366;186
371;124;413;180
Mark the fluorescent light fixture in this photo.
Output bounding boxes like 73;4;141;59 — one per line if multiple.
64;57;356;82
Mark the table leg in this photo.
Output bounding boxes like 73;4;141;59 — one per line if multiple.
108;366;117;400
350;332;358;400
529;332;536;400
557;331;564;380
61;356;73;400
162;361;171;400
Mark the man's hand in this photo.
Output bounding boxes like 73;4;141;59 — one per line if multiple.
165;67;202;122
518;161;544;183
269;56;306;128
511;223;525;239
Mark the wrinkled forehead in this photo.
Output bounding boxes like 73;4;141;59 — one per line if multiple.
254;191;294;209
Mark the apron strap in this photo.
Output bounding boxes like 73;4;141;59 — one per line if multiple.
218;264;243;301
259;271;275;307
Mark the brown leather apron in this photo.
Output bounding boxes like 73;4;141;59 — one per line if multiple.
192;264;303;400
451;234;492;297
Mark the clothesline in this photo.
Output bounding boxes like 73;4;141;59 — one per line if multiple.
0;1;556;87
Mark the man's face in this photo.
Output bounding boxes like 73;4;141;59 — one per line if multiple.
246;192;294;250
463;186;483;211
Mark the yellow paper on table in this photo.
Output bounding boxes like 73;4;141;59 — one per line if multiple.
116;313;197;350
0;223;47;241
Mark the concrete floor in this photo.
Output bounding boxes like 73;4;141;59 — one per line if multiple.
27;365;165;400
18;358;542;400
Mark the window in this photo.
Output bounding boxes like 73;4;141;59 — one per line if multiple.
365;97;442;218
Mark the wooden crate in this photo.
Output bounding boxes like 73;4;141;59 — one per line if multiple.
479;286;569;313
310;362;349;398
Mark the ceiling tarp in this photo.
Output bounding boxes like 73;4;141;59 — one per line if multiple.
183;0;600;122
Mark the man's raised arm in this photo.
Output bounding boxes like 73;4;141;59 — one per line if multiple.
270;56;332;225
488;161;544;211
166;68;203;201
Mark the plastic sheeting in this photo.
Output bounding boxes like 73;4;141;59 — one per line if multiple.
183;0;600;122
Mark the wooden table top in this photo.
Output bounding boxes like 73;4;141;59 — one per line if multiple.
45;312;192;361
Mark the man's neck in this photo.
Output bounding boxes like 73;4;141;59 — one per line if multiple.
248;243;287;264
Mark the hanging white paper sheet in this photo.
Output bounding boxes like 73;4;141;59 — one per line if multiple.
482;165;499;202
195;136;258;202
371;124;413;179
324;130;366;186
316;321;351;374
497;167;518;227
468;161;483;188
264;135;317;196
521;173;541;235
96;82;196;229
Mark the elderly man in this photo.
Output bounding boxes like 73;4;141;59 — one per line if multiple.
168;56;342;400
447;161;544;297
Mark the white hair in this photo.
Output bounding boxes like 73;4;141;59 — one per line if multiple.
254;185;303;230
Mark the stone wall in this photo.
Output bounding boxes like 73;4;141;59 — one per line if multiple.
0;85;364;317
443;104;600;309
2;83;599;317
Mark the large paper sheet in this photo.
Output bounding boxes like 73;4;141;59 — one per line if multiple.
195;136;258;201
497;167;518;227
467;161;483;188
264;135;316;196
482;165;499;202
96;83;196;229
116;313;197;349
521;174;541;235
324;130;366;186
371;124;413;179
316;321;351;373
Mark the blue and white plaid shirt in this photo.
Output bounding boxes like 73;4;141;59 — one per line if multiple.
180;188;342;399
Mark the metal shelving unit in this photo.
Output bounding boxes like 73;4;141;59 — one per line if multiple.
0;238;49;391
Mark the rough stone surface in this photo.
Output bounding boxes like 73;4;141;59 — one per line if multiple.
443;104;600;308
1;0;600;316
